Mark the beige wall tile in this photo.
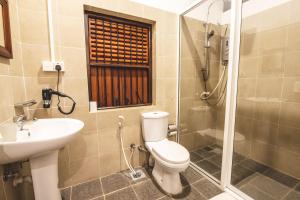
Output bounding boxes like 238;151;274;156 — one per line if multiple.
275;147;300;179
251;141;278;167
69;132;99;161
237;78;256;98
19;9;49;45
69;156;100;185
252;120;278;145
253;101;280;123
279;102;300;128
287;23;300;51
278;125;300;154
9;41;23;76
24;77;59;108
238;56;260;78
284;51;300;76
58;16;85;48
21;44;51;77
63;78;89;107
68;106;97;132
259;53;284;76
256;78;283;98
58;47;87;77
282;77;300;103
261;27;287;53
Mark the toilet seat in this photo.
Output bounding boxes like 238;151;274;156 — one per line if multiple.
146;139;190;164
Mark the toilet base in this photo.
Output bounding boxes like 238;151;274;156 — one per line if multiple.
152;160;183;195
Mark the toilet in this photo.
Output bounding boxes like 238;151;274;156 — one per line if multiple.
141;111;190;195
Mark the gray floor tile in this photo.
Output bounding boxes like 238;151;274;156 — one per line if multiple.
263;168;299;188
239;159;268;173
60;187;71;200
196;160;220;174
240;184;275;200
159;196;173;200
203;146;214;151
101;173;130;194
93;196;104;200
232;153;246;165
295;183;300;192
193;179;222;199
105;187;138;200
190;152;204;162
283;190;300;200
207;155;222;167
132;179;165;200
180;167;203;186
172;186;206;200
249;174;290;199
212;171;221;180
235;173;260;187
194;149;217;158
71;179;102;200
231;164;255;182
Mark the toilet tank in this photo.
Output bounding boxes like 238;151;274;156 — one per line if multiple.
141;111;169;142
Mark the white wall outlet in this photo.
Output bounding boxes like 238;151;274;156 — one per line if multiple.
53;61;65;72
42;61;65;72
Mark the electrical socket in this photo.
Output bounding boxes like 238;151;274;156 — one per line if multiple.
42;61;65;72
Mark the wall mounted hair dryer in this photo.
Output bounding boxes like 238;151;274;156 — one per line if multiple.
41;64;76;115
42;88;76;115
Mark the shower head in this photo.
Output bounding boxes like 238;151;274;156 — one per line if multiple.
204;29;215;48
208;30;215;40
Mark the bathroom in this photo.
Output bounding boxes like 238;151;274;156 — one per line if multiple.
0;0;299;199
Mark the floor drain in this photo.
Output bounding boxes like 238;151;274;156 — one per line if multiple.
129;169;146;181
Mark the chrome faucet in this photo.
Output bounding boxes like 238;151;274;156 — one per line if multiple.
13;100;37;130
13;114;26;130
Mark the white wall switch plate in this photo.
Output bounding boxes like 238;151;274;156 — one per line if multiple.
42;61;54;71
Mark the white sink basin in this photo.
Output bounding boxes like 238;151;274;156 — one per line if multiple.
0;118;84;200
0;118;84;164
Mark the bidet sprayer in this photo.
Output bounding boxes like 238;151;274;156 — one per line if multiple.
118;115;125;128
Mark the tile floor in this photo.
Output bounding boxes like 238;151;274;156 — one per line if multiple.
60;167;222;200
190;144;300;200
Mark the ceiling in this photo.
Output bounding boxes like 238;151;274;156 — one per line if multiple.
130;0;197;13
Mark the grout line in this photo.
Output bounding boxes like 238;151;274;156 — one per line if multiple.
130;185;140;200
190;184;209;200
103;186;132;197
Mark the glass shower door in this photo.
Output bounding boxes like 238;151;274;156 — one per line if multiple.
178;0;230;182
230;0;300;199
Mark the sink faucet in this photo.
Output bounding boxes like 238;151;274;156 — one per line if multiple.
14;100;37;130
13;114;26;130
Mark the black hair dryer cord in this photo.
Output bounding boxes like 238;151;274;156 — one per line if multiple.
55;64;76;115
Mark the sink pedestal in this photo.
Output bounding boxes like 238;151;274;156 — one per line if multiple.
30;150;61;200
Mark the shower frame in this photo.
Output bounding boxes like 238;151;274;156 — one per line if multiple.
177;0;253;199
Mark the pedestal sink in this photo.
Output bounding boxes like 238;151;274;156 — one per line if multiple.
0;118;84;200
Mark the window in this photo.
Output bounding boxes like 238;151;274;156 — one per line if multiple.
85;10;153;109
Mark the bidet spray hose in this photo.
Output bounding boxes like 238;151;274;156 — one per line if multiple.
118;116;136;174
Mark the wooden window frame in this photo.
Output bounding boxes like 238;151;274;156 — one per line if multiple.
84;10;153;110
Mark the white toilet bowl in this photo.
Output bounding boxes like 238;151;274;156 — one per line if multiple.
145;139;190;194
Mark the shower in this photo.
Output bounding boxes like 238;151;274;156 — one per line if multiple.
200;0;228;106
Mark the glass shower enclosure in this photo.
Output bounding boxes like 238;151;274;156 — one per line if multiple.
178;0;300;199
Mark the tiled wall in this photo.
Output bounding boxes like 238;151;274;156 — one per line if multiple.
0;0;29;199
235;0;300;179
0;0;178;199
179;16;222;151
